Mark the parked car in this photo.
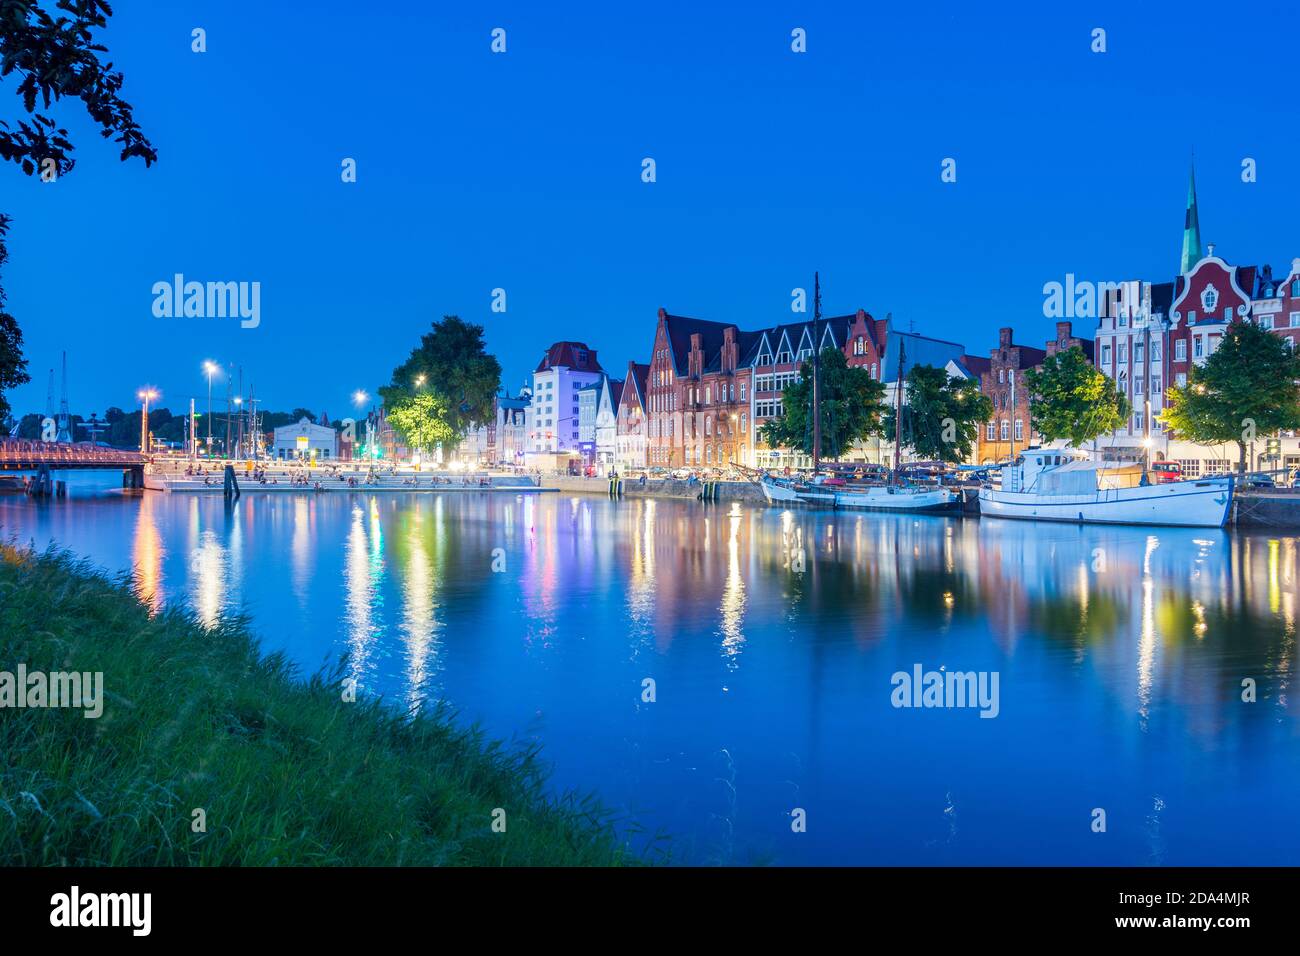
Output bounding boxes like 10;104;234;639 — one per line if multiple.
1241;473;1276;489
1149;460;1183;484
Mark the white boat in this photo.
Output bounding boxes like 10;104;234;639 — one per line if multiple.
759;473;960;513
978;448;1234;527
834;484;960;513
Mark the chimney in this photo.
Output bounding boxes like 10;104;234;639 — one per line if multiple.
1055;321;1072;340
998;327;1013;347
1207;242;1216;258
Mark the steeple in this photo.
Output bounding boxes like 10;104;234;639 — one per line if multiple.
1180;161;1202;275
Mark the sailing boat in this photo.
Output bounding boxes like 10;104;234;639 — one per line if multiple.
759;283;960;513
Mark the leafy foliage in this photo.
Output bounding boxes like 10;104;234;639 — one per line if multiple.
1160;320;1300;471
880;363;993;463
386;392;457;452
0;0;157;177
1;1;155;420
759;347;887;460
1023;346;1130;448
0;214;29;421
379;316;502;446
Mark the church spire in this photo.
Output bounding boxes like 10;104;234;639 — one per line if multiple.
1180;161;1202;275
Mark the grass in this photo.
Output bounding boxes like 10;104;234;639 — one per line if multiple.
0;542;645;865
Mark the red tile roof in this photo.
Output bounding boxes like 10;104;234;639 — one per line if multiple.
536;341;603;373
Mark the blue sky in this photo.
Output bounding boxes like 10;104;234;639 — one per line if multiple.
3;0;1298;418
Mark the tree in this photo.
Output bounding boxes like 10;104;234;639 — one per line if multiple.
759;347;887;460
1160;320;1300;473
0;215;27;420
880;363;993;463
1023;346;1130;449
385;392;457;453
0;1;155;421
380;316;502;446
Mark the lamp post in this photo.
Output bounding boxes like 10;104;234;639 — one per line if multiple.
203;360;218;455
138;388;158;455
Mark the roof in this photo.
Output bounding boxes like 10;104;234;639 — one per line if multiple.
621;363;650;411
662;313;736;376
881;327;969;383
606;379;624;407
955;354;992;377
535;341;603;373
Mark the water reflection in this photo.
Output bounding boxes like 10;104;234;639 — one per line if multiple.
3;484;1299;865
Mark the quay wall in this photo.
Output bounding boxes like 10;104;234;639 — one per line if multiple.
541;475;768;504
1235;492;1300;529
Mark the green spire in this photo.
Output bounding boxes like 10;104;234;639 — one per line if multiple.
1180;162;1202;274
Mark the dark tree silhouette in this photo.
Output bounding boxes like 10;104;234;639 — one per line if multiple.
0;0;156;419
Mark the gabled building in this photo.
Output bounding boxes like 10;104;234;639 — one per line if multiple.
594;376;623;468
616;361;650;471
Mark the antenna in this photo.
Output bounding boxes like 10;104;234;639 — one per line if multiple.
56;351;72;442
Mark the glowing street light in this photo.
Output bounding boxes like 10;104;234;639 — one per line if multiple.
353;389;369;407
203;360;219;452
138;387;159;454
414;374;426;388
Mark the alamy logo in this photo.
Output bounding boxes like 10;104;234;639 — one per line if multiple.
1042;274;1121;319
891;664;1000;718
152;274;261;328
0;665;103;718
50;886;151;936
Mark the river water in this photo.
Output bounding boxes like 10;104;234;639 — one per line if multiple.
3;478;1298;865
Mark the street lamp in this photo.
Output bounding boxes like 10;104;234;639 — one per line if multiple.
203;360;218;454
138;388;158;455
414;374;426;388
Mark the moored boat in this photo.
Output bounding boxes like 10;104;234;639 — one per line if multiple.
978;448;1234;527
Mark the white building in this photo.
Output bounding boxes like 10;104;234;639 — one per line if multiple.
524;341;604;463
595;376;623;469
272;417;338;461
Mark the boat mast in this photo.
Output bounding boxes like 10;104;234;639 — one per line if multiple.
811;271;822;474
893;336;906;480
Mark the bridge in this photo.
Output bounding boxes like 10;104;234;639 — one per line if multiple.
0;439;146;496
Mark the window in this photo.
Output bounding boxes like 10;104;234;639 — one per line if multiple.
1260;314;1275;330
1000;421;1009;441
1101;344;1112;365
1008;370;1014;385
871;363;878;379
1152;377;1161;394
1175;339;1187;361
1179;459;1201;478
705;417;712;436
986;422;996;441
1014;419;1023;441
854;337;865;355
1134;377;1143;395
1118;344;1127;363
998;369;1004;383
705;387;711;404
1176;372;1187;387
739;383;747;401
740;413;747;432
1134;343;1144;364
1188;310;1197;324
1151;341;1161;361
1224;307;1232;321
1292;279;1300;297
1193;337;1203;358
1291;312;1300;328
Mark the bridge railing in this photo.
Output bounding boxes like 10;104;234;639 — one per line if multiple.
0;438;144;465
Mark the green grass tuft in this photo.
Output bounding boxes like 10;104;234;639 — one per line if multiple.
0;542;647;866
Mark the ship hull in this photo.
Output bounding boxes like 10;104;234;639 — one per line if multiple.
834;487;960;513
978;477;1234;528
